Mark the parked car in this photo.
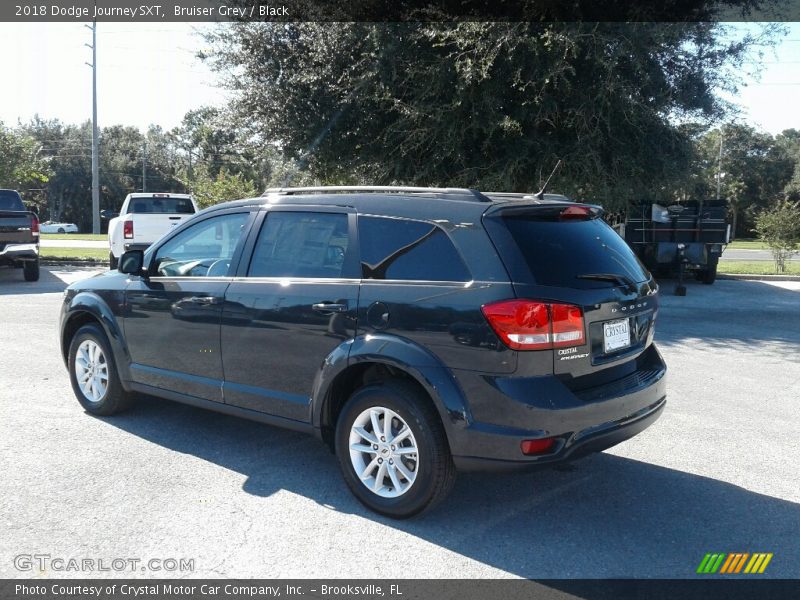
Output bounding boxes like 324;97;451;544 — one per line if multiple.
40;221;79;234
107;193;197;269
60;186;666;518
0;189;39;281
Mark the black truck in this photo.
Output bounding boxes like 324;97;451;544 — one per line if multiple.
0;189;40;281
617;200;730;295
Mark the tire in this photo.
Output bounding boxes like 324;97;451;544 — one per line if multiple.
335;380;456;519
109;252;118;270
57;227;65;234
23;260;39;282
700;263;718;285
68;324;134;415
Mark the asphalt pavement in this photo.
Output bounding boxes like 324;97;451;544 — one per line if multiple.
0;267;798;579
723;248;799;261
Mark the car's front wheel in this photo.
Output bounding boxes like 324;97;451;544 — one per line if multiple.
335;380;456;519
68;324;134;415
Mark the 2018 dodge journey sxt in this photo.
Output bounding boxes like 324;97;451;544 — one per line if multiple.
60;186;667;518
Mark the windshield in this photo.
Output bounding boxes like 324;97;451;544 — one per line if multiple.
0;191;24;211
500;215;650;288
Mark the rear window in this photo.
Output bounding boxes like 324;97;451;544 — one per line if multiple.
0;191;24;211
126;196;194;214
498;214;650;288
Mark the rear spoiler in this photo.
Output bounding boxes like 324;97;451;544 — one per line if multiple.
485;202;604;220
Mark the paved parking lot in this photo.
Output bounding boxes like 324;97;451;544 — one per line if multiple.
1;266;798;579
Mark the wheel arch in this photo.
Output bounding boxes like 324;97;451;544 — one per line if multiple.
312;334;472;450
61;293;132;385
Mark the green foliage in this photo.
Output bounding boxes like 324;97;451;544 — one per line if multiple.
205;21;778;209
754;200;800;273
183;167;258;209
688;124;795;237
0;122;50;196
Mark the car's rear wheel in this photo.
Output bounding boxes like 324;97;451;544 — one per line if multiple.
68;324;134;415
57;227;65;233
23;260;39;282
109;252;118;270
335;380;455;519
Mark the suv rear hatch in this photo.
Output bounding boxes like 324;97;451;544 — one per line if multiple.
482;202;660;390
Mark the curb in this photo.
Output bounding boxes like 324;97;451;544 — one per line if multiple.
41;260;109;267
718;273;800;282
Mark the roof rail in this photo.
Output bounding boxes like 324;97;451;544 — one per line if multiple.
262;186;491;202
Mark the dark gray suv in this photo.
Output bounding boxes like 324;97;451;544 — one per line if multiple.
60;186;666;518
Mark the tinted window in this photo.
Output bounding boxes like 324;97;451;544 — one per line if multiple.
501;215;650;288
358;216;470;281
0;191;24;211
153;212;248;277
127;196;194;214
249;212;350;278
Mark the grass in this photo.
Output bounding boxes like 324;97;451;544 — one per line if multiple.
40;247;109;261
727;239;768;250
40;233;106;241
718;260;800;275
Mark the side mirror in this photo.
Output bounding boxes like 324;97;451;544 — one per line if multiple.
119;250;147;277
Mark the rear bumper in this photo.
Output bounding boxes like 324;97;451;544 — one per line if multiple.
123;243;151;252
0;243;39;262
450;344;667;472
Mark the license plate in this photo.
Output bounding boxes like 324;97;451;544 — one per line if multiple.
603;318;631;353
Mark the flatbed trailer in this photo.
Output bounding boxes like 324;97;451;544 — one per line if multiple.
617;200;730;295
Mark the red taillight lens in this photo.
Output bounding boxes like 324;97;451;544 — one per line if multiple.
550;303;586;347
521;438;557;455
481;299;585;350
31;216;39;234
560;205;593;220
123;220;133;239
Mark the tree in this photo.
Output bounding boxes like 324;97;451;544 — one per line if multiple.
0;122;50;199
688;125;794;237
754;200;800;273
205;20;779;209
182;166;257;209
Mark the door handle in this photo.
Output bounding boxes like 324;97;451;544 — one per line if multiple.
312;302;348;313
186;296;223;305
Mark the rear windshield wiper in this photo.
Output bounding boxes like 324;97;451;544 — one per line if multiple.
576;273;638;293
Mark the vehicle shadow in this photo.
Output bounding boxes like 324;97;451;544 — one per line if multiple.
102;395;800;578
0;265;67;294
655;278;800;348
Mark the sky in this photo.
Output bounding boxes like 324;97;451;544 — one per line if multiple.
0;22;798;135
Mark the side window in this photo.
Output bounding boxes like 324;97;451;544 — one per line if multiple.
153;212;248;277
249;212;350;278
358;216;470;281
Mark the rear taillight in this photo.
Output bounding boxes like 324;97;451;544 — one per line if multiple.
481;299;586;350
123;220;133;239
31;216;39;235
559;205;593;220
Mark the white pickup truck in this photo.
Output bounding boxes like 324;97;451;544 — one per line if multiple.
108;193;198;268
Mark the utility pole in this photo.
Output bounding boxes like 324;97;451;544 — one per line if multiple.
716;131;724;202
142;140;147;192
85;20;100;234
